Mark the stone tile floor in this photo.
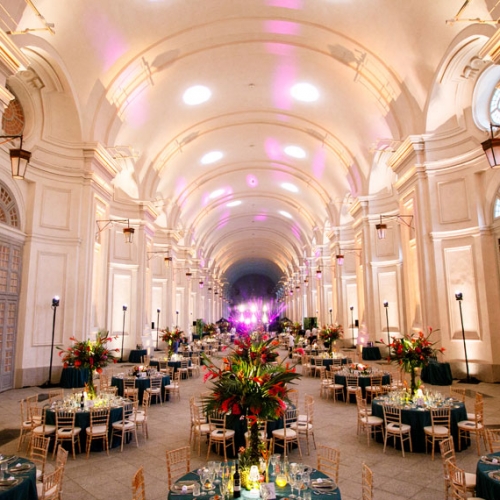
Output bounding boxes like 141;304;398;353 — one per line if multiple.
0;349;498;500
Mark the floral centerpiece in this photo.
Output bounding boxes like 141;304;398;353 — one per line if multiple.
57;330;119;397
203;322;217;336
319;323;343;353
349;362;370;375
201;334;300;485
379;327;445;395
161;327;183;356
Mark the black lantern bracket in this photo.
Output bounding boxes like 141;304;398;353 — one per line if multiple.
376;214;414;239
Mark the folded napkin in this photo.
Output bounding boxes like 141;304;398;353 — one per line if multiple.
172;481;195;492
482;456;500;465
10;463;30;472
311;479;336;489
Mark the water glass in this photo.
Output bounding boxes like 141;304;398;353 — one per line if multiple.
0;461;7;479
192;482;201;497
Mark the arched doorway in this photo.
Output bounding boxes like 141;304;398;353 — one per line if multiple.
0;183;22;392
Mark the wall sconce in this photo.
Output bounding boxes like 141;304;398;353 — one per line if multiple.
336;248;362;266
199;280;204;289
376;214;414;239
96;219;135;243
185;271;192;279
147;251;173;267
481;123;500;168
0;135;31;179
304;277;309;287
316;267;322;279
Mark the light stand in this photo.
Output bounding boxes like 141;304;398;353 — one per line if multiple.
455;292;480;384
350;305;355;347
42;296;59;388
383;301;390;347
329;308;333;324
120;304;127;362
176;310;179;328
155;308;161;350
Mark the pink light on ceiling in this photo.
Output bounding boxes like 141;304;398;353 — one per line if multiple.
291;223;302;242
124;89;150;128
266;0;303;9
246;174;259;188
272;62;295;109
254;213;267;221
264;138;283;161
311;146;326;179
264;20;300;36
85;9;128;71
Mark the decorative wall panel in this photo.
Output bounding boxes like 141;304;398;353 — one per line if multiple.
438;179;470;224
40;187;71;230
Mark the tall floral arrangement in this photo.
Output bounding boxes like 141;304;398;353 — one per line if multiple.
319;323;343;352
380;327;445;394
57;330;119;397
203;322;217;336
201;334;300;467
161;327;183;356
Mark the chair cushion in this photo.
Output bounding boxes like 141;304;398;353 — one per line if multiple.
36;481;58;498
57;427;81;436
361;416;383;425
211;429;235;438
112;420;135;430
33;425;56;434
386;422;411;433
458;420;483;430
86;425;107;435
272;428;297;438
423;425;449;436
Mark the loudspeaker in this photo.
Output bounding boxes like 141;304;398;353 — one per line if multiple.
355;319;359;327
192;321;197;326
151;322;155;329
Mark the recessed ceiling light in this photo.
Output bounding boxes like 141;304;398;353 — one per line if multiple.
279;210;293;219
281;182;299;193
226;200;242;207
284;145;306;159
183;85;211;105
291;82;319;102
201;151;223;165
209;188;225;199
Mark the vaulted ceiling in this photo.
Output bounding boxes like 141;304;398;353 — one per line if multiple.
1;0;490;297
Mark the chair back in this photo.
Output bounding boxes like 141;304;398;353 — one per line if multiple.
485;428;500;453
166;446;191;488
382;404;401;426
89;407;110;429
149;376;162;390
124;377;137;389
208;410;227;430
55;409;76;430
431;406;451;431
361;463;373;500
346;375;359;388
316;445;340;483
132;466;146;500
40;465;64;500
55;445;69;469
30;434;50;476
445;459;468;499
283;407;298;430
449;386;466;402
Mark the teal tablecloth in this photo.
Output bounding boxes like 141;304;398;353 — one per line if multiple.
362;346;382;360
0;457;37;500
167;468;341;500
59;367;89;388
371;399;468;453
129;349;148;363
476;452;500;500
111;374;170;403
421;361;453;386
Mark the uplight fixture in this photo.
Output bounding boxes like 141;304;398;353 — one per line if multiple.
183;85;211;105
290;82;319;102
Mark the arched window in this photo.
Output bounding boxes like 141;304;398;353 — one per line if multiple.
0;185;19;228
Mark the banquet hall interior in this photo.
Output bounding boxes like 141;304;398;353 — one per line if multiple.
1;0;500;499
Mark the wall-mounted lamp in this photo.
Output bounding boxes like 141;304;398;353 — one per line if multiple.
336;248;362;266
376;214;414;239
147;251;173;267
185;271;193;279
316;267;322;279
304;277;309;287
96;219;135;243
0;135;31;179
199;280;204;289
481;123;500;168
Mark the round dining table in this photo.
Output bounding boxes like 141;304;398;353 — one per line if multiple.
111;374;170;403
334;372;391;401
475;451;500;500
45;403;126;452
371;398;468;453
0;457;37;500
167;467;341;500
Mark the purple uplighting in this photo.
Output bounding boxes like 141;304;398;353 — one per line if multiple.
264;20;300;36
266;0;303;9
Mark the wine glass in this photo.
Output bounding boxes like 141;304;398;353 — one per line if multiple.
295;472;304;500
260;483;270;500
213;462;222;484
219;478;228;500
287;470;297;499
